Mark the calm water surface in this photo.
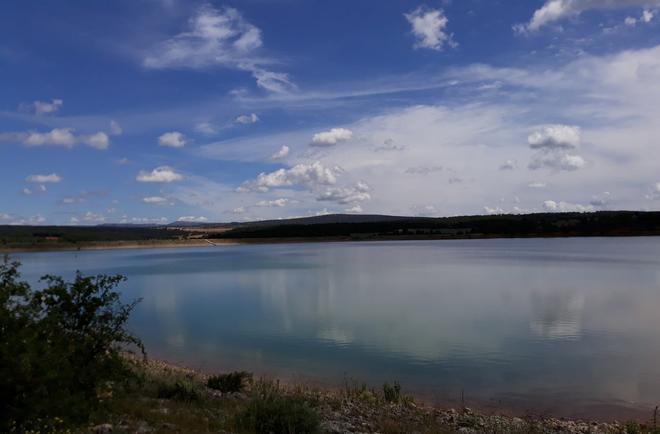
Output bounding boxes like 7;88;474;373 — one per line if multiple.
14;238;660;418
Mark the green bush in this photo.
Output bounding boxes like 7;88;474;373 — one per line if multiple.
157;379;201;402
207;371;252;393
383;381;401;403
237;381;320;434
0;256;143;431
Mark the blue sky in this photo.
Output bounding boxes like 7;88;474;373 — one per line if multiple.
2;0;660;225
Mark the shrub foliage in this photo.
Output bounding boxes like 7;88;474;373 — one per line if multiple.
207;371;252;393
0;256;143;430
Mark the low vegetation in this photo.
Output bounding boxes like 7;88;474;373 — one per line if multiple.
207;371;253;393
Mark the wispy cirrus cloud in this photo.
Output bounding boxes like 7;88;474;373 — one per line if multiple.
515;0;660;33
143;4;295;93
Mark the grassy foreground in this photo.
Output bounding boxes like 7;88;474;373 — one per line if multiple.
58;357;654;434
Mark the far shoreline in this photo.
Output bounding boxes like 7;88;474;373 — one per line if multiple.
3;232;660;254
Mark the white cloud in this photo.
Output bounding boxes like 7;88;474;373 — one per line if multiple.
625;16;638;25
143;5;293;93
317;182;371;205
528;125;581;150
26;173;61;183
642;9;655;22
142;196;170;205
234;113;259;124
195;122;217;135
82;211;106;223
158;131;187;148
527;125;585;172
248;67;296;93
528;181;548;188
311;128;353;147
499;159;517;170
240;161;338;192
110;120;123;135
345;205;363;213
83;132;110;150
8;215;46;226
529;152;586;171
405;166;444;175
543;200;595;212
515;0;660;33
255;198;290;207
484;206;505;214
33;99;63;115
271;145;290;160
24;128;77;147
0;128;110;150
177;215;208;222
119;216;168;225
404;6;455;51
136;166;184;183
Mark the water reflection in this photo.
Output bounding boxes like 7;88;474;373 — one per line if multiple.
13;237;660;418
529;290;584;341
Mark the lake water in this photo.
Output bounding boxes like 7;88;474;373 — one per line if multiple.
13;237;660;419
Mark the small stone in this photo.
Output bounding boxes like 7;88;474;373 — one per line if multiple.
91;423;113;433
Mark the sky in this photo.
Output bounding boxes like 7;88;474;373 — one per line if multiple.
1;0;660;225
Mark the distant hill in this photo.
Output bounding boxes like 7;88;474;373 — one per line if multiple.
213;211;660;240
3;211;660;251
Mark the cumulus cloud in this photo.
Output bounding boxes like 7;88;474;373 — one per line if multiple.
158;131;187;148
405;165;443;175
84;132;110;150
543;200;595;212
345;205;363;213
142;196;171;205
32;99;63;115
316;181;371;205
374;138;405;152
110;120;123;135
484;206;505;214
515;0;660;33
5;214;46;226
0;128;110;150
26;173;61;183
404;6;455;51
234;113;259;124
195;122;217;135
136;166;184;183
271;145;290;160
82;211;106;223
527;125;585;171
499;159;517;170
528;125;581;150
177;216;208;222
255;198;290;207
119;216;168;225
143;5;293;93
311;128;353;147
240;161;338;192
529;152;586;171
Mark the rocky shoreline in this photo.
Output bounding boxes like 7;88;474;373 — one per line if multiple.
84;357;654;434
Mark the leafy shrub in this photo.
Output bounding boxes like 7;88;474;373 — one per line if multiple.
207;371;252;393
157;379;201;402
236;380;320;434
625;421;642;434
382;381;401;403
0;256;143;431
